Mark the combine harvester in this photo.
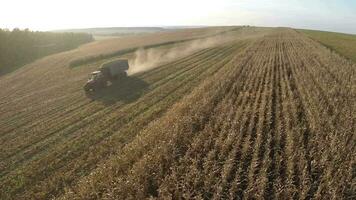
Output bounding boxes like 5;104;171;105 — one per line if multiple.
84;59;129;92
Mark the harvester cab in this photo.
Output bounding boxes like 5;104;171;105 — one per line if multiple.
89;71;103;81
84;71;107;92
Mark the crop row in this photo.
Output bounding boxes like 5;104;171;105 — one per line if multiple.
57;28;355;200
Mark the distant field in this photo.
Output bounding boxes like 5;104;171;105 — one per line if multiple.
55;26;237;42
300;29;356;62
69;26;240;67
54;27;167;36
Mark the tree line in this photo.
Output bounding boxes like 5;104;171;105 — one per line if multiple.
0;28;94;75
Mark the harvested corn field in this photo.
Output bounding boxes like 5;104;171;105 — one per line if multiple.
0;27;355;199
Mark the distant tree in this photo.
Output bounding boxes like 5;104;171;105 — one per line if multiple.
0;28;94;75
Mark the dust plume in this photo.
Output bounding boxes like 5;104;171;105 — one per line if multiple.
127;34;234;75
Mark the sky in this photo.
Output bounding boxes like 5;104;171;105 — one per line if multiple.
1;0;356;34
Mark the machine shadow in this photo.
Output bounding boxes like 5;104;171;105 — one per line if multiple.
85;76;149;105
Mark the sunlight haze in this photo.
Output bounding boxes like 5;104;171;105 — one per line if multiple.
1;0;356;33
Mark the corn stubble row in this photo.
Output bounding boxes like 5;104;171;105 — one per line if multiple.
59;29;355;199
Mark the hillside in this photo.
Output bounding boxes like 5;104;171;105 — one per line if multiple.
54;26;235;40
53;27;167;39
0;29;93;75
300;29;356;62
0;27;355;199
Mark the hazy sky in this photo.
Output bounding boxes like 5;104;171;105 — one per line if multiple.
1;0;356;33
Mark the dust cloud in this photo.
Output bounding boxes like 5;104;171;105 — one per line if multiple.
127;35;234;75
